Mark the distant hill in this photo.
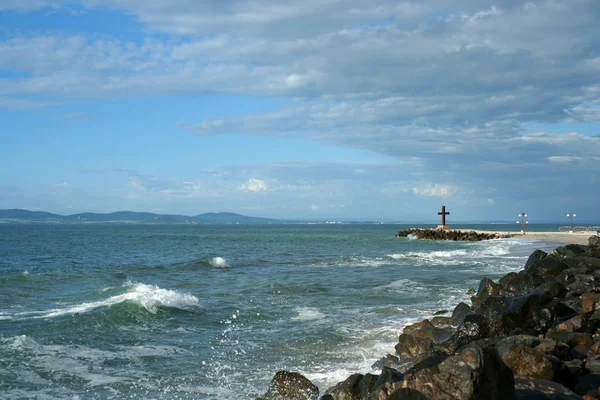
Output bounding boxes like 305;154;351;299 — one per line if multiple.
0;209;286;224
193;212;282;224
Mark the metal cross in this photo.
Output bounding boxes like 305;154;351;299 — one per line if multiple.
438;205;450;226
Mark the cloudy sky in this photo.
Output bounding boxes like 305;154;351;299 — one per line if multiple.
1;0;599;222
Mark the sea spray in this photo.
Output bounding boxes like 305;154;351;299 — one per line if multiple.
209;257;229;268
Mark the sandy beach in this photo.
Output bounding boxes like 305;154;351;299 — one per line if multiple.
457;229;598;245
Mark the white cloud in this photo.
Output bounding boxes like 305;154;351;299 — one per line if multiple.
546;156;584;164
240;178;268;192
52;182;72;188
1;0;600;220
412;184;458;198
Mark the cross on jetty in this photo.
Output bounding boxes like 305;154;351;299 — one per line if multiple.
437;205;451;230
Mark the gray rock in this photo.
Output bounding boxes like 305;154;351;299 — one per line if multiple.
262;371;319;400
402;344;515;400
323;373;378;400
514;376;581;400
451;302;472;326
497;344;554;380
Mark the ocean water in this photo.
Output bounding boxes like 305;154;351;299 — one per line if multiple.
0;224;564;399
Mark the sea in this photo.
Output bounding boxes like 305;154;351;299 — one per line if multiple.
0;223;570;399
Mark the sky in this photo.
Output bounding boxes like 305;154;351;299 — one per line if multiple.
1;0;599;223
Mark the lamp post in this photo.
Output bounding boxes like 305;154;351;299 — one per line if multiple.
567;213;576;233
517;213;528;234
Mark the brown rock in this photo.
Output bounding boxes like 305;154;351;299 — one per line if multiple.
323;373;378;400
402;344;515;400
261;371;319;400
583;293;596;314
498;344;554;380
395;334;434;359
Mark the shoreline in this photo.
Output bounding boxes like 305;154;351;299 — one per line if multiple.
259;235;600;399
456;229;597;245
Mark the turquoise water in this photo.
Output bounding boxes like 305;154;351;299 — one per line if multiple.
0;224;563;399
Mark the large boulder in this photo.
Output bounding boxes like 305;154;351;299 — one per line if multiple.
502;289;556;334
395;334;434;360
370;367;405;400
499;272;537;294
472;278;503;308
401;344;515;400
552;244;587;259
260;371;319;400
402;320;454;345
323;373;378;400
525;253;570;280
497;343;554;380
451;302;473;326
453;314;493;349
514;377;581;400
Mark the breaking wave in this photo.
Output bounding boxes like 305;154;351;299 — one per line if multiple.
209;256;229;268
13;283;200;319
292;307;326;321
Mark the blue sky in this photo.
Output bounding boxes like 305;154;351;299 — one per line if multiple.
1;0;599;222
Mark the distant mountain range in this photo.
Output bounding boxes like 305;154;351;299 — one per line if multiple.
0;209;287;225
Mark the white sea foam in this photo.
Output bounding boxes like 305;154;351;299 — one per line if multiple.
13;283;200;319
209;256;229;268
292;307;326;321
0;335;183;390
375;279;425;293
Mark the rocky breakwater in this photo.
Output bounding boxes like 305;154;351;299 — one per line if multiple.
396;228;514;241
257;235;600;400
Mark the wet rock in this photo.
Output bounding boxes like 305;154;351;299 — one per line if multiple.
430;316;452;327
585;358;600;374
525;250;549;270
556;314;583;332
567;274;597;296
453;313;492;349
553;245;587;259
323;373;378;400
372;354;402;370
395;334;434;359
450;302;472;326
498;343;554;380
472;278;503;308
500;272;539;294
525;253;570;280
541;281;568;299
590;236;600;248
514;376;581;400
385;389;429;399
402;344;515;400
574;374;600;396
503;289;556;334
402;319;454;345
261;371;319;400
370;367;405;400
546;331;593;348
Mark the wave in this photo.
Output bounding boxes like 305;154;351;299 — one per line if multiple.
375;278;426;293
0;270;29;284
12;282;200;319
209;257;229;268
292;307;326;321
171;256;230;269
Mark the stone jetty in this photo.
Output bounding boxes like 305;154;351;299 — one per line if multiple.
395;228;514;241
258;235;600;399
